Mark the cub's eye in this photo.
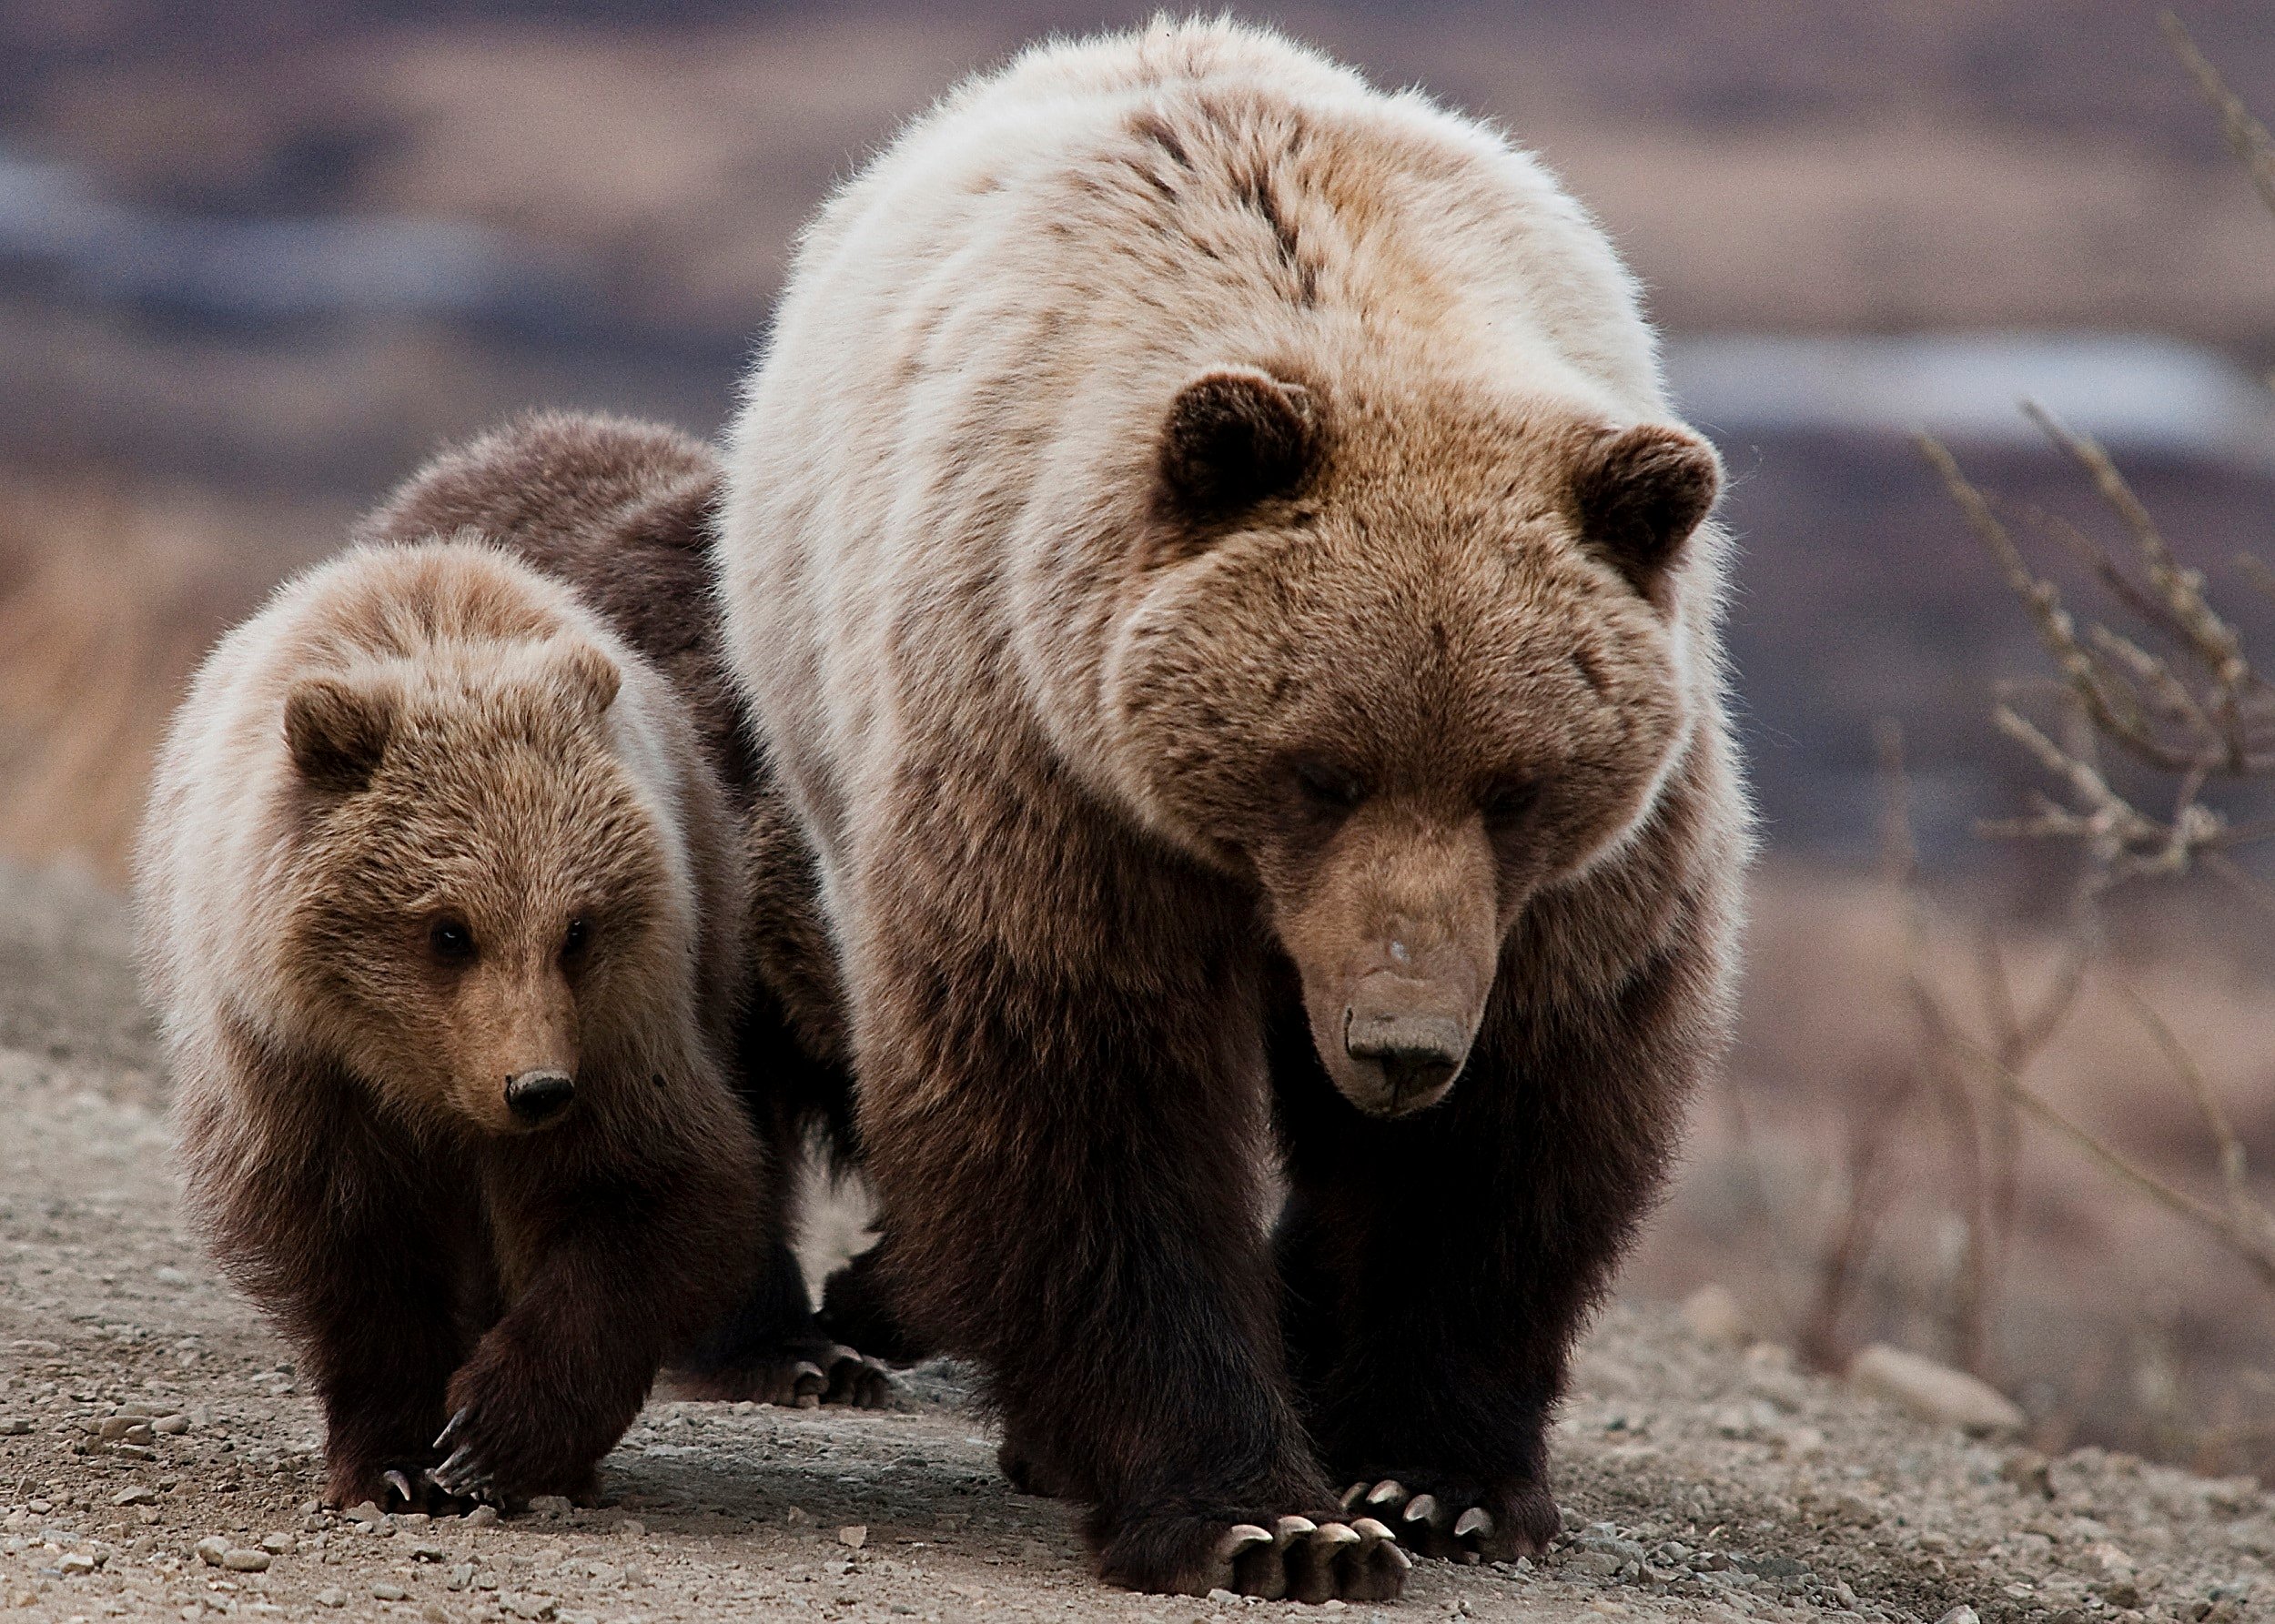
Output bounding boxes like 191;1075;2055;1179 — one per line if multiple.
561;916;592;961
1288;756;1367;816
1482;778;1541;826
427;917;476;964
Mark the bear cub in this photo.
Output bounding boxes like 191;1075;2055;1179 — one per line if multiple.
136;538;769;1508
351;409;922;1398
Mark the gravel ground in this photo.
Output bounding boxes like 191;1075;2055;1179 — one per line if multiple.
4;862;2271;1624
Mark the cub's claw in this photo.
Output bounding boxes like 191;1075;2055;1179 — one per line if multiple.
427;1436;498;1505
383;1470;417;1508
1454;1507;1493;1540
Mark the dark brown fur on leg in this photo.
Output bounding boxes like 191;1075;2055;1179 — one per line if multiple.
852;782;1403;1599
429;1131;765;1504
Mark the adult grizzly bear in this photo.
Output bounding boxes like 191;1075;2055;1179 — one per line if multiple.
717;18;1748;1603
353;411;913;1399
137;540;770;1508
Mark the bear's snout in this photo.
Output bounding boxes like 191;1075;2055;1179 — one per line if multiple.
504;1068;577;1127
1339;970;1472;1115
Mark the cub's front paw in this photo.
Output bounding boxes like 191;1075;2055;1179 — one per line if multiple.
1097;1509;1409;1603
1340;1474;1560;1563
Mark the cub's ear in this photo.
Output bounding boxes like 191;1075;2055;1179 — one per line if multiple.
1571;423;1721;601
1156;367;1322;522
553;640;622;717
283;676;393;794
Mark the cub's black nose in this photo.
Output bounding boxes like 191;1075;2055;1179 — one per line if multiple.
505;1069;576;1125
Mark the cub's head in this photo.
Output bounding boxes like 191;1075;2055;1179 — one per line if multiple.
278;634;688;1136
1107;365;1720;1117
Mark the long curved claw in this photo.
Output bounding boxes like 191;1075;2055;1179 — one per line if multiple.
1288;1519;1361;1605
1340;1481;1370;1511
432;1408;470;1454
1455;1507;1493;1540
1344;1518;1410;1602
1364;1478;1406;1508
383;1470;418;1508
427;1442;497;1505
1212;1523;1273;1595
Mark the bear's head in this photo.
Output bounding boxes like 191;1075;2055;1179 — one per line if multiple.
277;632;691;1137
1105;365;1721;1118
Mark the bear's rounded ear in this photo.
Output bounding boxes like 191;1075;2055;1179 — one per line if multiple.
1571;423;1721;603
556;640;622;717
283;676;392;795
1156;367;1323;524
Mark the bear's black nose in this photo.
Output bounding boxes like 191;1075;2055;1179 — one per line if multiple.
1345;1013;1466;1101
505;1069;577;1125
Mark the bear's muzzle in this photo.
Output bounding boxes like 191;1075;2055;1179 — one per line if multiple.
504;1068;577;1127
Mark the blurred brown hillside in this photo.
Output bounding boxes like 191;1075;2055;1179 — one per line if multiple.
3;0;2271;347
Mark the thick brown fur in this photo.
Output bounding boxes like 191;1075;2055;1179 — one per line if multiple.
718;20;1751;1601
136;540;772;1508
353;410;919;1391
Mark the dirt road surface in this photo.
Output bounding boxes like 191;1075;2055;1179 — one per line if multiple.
4;861;2270;1624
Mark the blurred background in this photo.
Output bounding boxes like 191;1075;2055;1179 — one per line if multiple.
4;0;2273;1479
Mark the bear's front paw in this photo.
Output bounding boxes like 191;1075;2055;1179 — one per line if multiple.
1098;1510;1409;1603
669;1343;894;1409
1340;1475;1560;1563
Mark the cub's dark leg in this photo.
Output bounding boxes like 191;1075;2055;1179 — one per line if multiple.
210;1103;475;1510
431;1131;763;1507
852;835;1409;1603
1269;937;1707;1563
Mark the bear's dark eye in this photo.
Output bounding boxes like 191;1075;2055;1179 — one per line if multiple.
561;916;591;962
1482;777;1541;827
1287;756;1368;817
428;917;476;965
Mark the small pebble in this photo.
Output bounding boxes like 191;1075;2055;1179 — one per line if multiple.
195;1536;229;1566
837;1525;868;1549
0;1421;27;1437
373;1581;409;1600
315;1589;348;1609
1936;1609;1981;1624
221;1548;269;1572
259;1534;291;1555
465;1505;500;1528
155;1266;189;1286
111;1488;157;1507
56;1552;96;1575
